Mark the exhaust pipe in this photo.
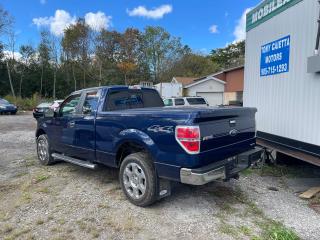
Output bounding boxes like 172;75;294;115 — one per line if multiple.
315;0;320;55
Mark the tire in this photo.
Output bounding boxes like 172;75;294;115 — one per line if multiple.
36;134;55;165
119;152;158;207
11;112;16;115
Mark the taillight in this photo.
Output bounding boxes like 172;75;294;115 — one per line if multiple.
175;126;200;154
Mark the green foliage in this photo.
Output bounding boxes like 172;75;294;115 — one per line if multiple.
210;40;245;69
262;221;300;240
162;53;220;80
4;93;52;110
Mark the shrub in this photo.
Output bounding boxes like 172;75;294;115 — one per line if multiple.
3;93;53;111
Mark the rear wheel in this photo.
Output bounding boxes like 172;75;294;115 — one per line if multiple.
119;152;158;207
36;134;55;165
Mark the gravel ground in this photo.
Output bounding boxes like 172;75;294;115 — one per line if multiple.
0;113;320;240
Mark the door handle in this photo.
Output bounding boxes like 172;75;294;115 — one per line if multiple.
68;121;75;128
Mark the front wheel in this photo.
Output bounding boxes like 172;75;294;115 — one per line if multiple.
119;152;158;207
36;134;55;165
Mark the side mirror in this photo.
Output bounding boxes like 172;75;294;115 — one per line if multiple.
53;108;61;118
82;106;92;115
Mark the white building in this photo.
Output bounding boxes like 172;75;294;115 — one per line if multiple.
155;82;183;98
244;0;320;166
184;76;225;106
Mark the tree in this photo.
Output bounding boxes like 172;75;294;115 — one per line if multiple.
0;6;15;97
141;26;187;83
162;53;220;80
94;30;121;86
18;44;35;97
117;28;141;85
62;19;91;89
38;30;50;97
210;40;245;69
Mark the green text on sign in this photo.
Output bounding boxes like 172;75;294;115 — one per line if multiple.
246;0;303;32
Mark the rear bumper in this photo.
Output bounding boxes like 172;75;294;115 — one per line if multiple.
180;147;263;185
0;109;17;113
33;112;44;118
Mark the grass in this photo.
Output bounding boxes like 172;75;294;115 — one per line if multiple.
36;219;45;225
239;225;252;236
34;174;50;183
261;221;300;240
210;184;300;240
242;163;317;179
218;222;239;238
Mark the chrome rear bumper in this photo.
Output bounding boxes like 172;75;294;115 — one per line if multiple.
180;147;263;185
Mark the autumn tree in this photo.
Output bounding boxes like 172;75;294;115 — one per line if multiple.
117;28;141;85
142;26;188;83
62;19;91;89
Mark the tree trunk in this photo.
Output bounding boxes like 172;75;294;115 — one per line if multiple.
72;63;76;91
124;73;127;86
40;64;44;97
19;74;23;97
83;69;86;88
53;69;56;99
99;63;102;86
6;61;15;98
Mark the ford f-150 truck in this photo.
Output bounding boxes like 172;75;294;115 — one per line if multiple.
36;86;262;206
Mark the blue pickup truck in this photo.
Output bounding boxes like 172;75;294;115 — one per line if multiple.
36;86;262;206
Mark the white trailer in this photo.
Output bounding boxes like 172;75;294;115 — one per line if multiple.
244;0;320;165
155;82;183;98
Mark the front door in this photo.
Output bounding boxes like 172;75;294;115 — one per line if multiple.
70;90;100;161
53;93;82;155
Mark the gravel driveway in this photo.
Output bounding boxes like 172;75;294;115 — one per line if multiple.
0;113;320;240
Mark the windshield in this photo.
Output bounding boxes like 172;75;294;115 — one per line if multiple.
37;103;52;108
0;99;9;104
186;98;207;105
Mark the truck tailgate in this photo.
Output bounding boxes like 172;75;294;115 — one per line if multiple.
193;107;257;152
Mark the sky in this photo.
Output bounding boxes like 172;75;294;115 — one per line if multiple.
1;0;260;54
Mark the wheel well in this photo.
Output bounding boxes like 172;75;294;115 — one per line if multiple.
36;129;46;138
116;142;146;167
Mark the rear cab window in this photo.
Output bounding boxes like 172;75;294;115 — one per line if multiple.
186;98;207;105
164;99;173;106
104;88;164;111
174;98;185;106
83;91;99;114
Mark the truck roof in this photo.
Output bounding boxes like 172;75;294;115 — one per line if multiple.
71;85;156;95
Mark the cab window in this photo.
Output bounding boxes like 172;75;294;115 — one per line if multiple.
164;99;173;106
174;98;185;106
60;94;81;116
83;91;99;114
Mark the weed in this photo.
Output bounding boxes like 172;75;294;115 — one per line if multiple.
58;219;66;225
2;224;13;234
36;219;45;225
242;168;255;176
239;225;252;236
37;187;50;194
34;174;50;183
218;221;239;238
262;221;299;240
